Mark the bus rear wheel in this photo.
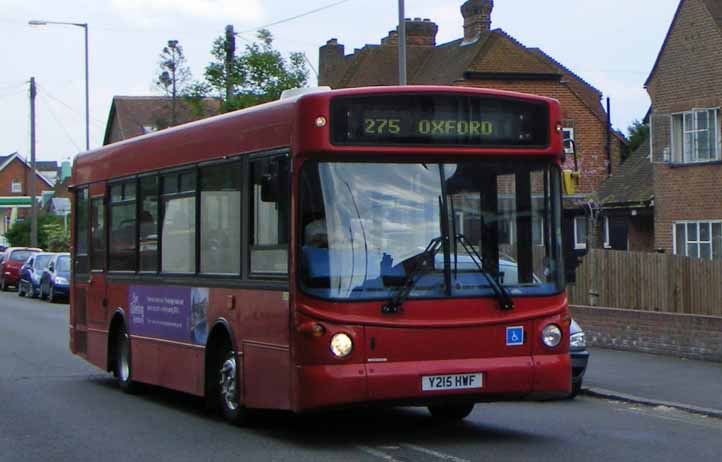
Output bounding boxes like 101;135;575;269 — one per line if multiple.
428;403;475;421
115;325;138;394
217;346;247;425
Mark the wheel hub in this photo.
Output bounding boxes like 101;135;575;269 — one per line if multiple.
219;354;238;411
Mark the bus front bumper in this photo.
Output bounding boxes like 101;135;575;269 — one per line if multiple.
295;353;570;412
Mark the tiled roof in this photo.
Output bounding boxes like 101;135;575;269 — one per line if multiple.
330;29;606;121
596;138;653;207
103;96;222;145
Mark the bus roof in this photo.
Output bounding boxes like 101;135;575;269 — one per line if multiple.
72;86;562;187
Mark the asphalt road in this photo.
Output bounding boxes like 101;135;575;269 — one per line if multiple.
2;290;722;462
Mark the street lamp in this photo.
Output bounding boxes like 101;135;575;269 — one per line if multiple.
29;19;90;151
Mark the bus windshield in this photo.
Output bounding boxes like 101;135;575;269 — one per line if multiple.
299;159;563;301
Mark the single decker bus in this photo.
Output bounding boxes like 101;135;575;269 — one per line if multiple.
70;86;570;423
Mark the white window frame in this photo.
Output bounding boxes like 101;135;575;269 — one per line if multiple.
673;220;722;260
563;127;575;155
11;180;22;193
573;216;587;250
603;216;611;249
671;108;720;164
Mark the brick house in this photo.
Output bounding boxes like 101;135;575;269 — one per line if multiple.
0;152;55;245
319;0;626;276
647;0;722;259
595;138;655;252
103;96;222;145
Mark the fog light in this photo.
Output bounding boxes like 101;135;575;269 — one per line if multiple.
542;324;562;348
315;116;327;128
330;333;353;358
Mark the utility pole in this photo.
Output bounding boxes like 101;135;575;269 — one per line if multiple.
224;25;236;110
29;77;38;248
398;0;407;85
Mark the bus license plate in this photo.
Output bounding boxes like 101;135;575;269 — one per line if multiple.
422;373;483;391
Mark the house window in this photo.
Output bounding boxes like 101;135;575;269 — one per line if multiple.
603;216;611;249
563;128;575;155
11;180;22;193
671;109;720;163
574;216;587;250
674;221;722;260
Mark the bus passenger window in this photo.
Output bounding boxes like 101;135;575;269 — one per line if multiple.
74;188;89;275
109;182;137;271
139;176;159;272
90;197;105;270
200;163;241;274
249;156;289;275
161;172;196;273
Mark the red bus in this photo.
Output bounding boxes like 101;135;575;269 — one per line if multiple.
70;86;570;423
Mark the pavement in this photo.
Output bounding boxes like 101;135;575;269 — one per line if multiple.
581;347;722;418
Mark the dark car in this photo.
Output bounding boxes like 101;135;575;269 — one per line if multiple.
18;252;56;298
0;247;42;291
39;253;71;302
570;319;589;397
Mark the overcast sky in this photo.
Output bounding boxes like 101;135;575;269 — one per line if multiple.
0;0;680;163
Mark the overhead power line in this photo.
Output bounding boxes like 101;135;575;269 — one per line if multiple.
237;0;355;33
37;83;105;129
38;93;82;152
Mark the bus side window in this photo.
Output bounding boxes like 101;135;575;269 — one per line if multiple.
249;155;289;275
75;188;90;276
90;197;105;270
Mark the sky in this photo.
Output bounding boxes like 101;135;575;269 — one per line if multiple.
0;0;681;164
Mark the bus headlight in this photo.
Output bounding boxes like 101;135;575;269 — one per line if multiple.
330;333;353;358
542;324;562;348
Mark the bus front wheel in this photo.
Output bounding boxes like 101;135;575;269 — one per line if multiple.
218;346;247;425
428;403;475;421
115;325;139;394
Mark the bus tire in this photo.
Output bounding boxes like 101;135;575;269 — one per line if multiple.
428;403;475;421
115;325;139;394
217;345;247;425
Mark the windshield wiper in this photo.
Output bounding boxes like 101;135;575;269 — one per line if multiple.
381;236;444;314
455;233;514;311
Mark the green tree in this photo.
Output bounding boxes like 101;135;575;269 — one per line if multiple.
5;214;69;251
626;119;649;158
155;40;193;127
203;29;308;112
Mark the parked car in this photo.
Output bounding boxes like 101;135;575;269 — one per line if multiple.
570;319;589;398
18;252;56;298
39;253;71;302
0;247;42;291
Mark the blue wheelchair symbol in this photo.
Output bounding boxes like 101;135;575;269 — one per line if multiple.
506;326;524;346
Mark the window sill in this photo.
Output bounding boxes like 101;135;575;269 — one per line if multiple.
668;160;722;168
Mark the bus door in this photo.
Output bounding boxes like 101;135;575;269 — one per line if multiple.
71;187;90;356
86;184;108;366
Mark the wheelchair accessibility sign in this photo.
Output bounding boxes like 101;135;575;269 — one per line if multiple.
506;326;524;346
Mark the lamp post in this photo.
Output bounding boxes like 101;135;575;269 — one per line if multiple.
29;19;89;151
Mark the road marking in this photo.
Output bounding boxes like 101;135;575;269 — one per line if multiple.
401;443;471;462
618;405;722;430
356;445;404;462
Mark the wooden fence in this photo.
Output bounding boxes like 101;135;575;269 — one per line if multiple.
568;249;722;317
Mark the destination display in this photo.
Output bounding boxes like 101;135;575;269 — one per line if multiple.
330;94;549;147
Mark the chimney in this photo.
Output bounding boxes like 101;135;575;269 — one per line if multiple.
405;18;438;46
319;38;345;87
461;0;493;45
